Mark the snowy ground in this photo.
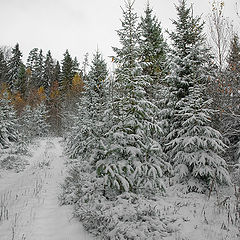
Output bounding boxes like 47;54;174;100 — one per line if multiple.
0;138;239;240
0;138;93;240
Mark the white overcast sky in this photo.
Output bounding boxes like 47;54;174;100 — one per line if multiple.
0;0;238;65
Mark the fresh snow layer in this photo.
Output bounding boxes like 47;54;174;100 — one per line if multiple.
0;138;93;240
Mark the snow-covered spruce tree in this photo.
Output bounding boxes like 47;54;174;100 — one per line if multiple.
43;50;55;94
26;48;45;89
60;50;76;94
0;92;18;149
164;0;230;191
19;105;33;143
67;49;108;160
20;103;49;141
0;49;8;85
139;2;167;80
32;102;50;137
95;0;170;195
163;0;211;143
169;86;231;191
7;43;23;93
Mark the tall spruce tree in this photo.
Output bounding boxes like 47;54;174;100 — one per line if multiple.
53;61;61;83
60;50;75;93
17;63;27;96
164;0;230;191
43;50;55;93
0;49;8;85
26;48;45;88
88;50;108;92
67;50;108;159
7;43;23;92
0;92;19;148
35;49;44;88
139;3;167;79
94;0;170;195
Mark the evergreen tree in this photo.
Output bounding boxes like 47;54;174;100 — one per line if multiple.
226;34;240;107
139;2;167;79
48;80;62;135
35;49;44;88
32;102;49;137
164;0;230;190
95;1;170;195
168;86;231;191
26;48;45;88
0;92;18;148
228;34;240;70
53;61;61;83
43;50;55;93
19;105;34;143
26;48;38;70
7;43;23;92
60;50;75;93
88;50;108;92
163;0;211;142
0;49;8;85
67;50;108;159
20;103;49;140
73;57;80;73
17;63;27;96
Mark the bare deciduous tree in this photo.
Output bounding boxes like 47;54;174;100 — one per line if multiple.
208;0;233;71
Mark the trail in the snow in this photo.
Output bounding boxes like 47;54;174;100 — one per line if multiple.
0;138;93;240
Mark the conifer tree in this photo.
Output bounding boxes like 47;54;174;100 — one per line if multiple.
93;0;170;195
17;63;27;97
20;103;49;140
73;57;80;74
0;92;19;148
48;80;62;135
88;50;108;92
43;50;55;93
164;0;230;190
168;86;231;191
19;105;34;142
32;102;49;137
60;50;75;93
26;48;45;88
35;49;45;88
0;49;8;85
139;3;167;79
67;50;108;159
27;48;38;70
7;43;23;93
53;61;61;84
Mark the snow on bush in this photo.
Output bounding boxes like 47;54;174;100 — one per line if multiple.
60;158;240;240
0;155;29;172
60;161;179;239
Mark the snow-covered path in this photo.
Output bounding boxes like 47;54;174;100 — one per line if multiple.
0;138;92;240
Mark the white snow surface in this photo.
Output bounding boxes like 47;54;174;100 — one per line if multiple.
0;138;93;240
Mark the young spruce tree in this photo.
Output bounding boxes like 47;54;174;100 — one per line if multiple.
7;43;23;93
0;92;19;149
67;50;108;160
95;0;170;195
139;3;167;79
164;0;230;191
